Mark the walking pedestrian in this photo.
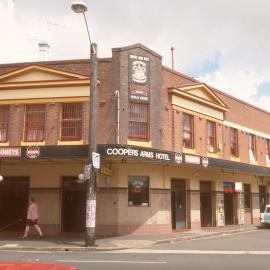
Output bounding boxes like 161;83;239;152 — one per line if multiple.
21;197;43;238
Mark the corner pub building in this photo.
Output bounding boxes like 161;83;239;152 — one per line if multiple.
0;43;270;236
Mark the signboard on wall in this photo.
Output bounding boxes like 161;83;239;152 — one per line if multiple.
0;147;21;157
128;54;150;102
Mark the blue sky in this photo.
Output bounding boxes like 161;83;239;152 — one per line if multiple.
0;0;270;111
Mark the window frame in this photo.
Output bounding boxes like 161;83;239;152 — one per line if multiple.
206;120;217;153
128;103;149;141
183;113;194;149
24;104;45;142
248;134;257;161
61;103;83;141
230;128;239;157
0;106;9;143
265;139;270;163
128;176;150;207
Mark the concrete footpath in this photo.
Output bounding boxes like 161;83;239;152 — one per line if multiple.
0;225;259;252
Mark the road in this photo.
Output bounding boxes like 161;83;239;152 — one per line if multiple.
0;229;269;270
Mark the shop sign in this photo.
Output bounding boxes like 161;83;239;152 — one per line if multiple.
0;147;21;157
202;157;209;167
185;155;201;165
235;182;243;191
128;54;150;103
26;146;40;159
103;146;175;162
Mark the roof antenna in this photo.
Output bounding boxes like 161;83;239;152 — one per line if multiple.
171;47;174;70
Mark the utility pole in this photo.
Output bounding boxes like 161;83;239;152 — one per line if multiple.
85;43;98;247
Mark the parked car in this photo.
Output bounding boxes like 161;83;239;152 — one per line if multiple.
260;204;270;227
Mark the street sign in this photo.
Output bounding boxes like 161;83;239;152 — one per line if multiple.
84;164;92;180
92;152;100;169
235;182;243;191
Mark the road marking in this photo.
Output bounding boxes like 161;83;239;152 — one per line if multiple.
2;244;19;247
109;249;270;255
57;259;167;264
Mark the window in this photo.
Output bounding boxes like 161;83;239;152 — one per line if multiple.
24;105;45;142
183;113;194;148
128;103;149;140
207;120;216;153
128;176;149;206
244;184;251;209
265;139;270;163
0;106;9;142
61;103;82;141
230;128;239;157
248;134;256;161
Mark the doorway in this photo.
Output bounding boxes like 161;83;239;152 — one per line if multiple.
0;177;29;231
224;193;234;225
171;179;186;230
259;185;267;213
62;177;86;232
200;181;212;227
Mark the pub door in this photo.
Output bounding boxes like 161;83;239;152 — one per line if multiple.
62;177;86;232
224;193;234;225
200;181;212;227
0;177;29;230
259;185;267;213
171;179;186;230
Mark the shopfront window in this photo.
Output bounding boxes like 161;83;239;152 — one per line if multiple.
0;106;9;142
248;134;257;162
207;120;216;153
230;128;239;157
183;113;194;148
61;103;82;141
244;184;251;209
128;103;149;141
128;176;149;206
24;104;45;142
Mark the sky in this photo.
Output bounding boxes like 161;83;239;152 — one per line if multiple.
0;0;269;112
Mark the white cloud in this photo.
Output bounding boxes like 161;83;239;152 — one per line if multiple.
0;0;270;111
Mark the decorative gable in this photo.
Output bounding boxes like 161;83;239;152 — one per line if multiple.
169;83;228;121
0;64;91;104
0;64;89;87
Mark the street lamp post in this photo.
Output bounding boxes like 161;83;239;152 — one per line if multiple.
71;1;98;247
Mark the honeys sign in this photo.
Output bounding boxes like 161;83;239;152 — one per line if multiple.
0;147;21;157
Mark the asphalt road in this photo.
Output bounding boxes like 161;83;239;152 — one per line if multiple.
0;229;269;270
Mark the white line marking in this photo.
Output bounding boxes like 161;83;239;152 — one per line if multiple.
57;260;167;264
109;249;270;255
2;244;19;247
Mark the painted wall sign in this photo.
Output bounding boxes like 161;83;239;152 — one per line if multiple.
0;147;21;157
128;54;150;102
26;146;40;159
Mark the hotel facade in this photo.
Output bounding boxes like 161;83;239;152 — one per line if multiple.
0;43;270;236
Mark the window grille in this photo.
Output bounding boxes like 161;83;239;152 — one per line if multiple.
61;103;82;141
128;103;149;140
25;104;45;142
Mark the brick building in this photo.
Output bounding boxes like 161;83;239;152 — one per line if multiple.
0;43;270;236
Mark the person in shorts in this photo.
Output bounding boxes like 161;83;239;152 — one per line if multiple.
22;197;43;238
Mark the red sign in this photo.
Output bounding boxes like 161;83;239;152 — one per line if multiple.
0;147;21;157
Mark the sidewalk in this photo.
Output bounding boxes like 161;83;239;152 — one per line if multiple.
0;224;259;252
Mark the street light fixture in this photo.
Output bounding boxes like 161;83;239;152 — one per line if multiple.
71;1;98;247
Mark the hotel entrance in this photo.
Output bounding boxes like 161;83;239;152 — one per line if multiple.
61;177;86;232
0;177;29;231
200;181;212;227
223;182;236;225
171;179;186;230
